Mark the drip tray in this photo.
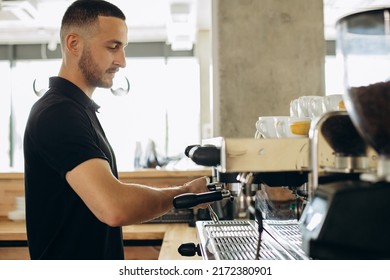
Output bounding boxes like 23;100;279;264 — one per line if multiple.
196;219;308;260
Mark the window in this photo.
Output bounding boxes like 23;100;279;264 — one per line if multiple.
325;55;344;96
93;57;200;171
0;57;200;172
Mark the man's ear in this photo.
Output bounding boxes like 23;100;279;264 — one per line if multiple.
65;33;82;56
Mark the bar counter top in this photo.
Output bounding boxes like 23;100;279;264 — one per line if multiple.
0;169;210;259
0;219;201;260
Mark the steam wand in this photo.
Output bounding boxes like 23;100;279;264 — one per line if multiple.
208;205;220;223
206;182;227;223
255;207;264;260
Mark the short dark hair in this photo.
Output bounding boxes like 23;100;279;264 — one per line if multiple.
60;0;126;43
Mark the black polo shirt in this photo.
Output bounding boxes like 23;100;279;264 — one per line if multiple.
23;76;124;260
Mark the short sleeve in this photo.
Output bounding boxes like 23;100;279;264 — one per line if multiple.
33;101;108;177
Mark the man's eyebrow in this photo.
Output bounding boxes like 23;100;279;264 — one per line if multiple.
107;39;128;47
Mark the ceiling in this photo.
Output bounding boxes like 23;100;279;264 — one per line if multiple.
0;0;389;48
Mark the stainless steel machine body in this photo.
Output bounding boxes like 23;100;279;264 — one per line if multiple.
184;132;333;260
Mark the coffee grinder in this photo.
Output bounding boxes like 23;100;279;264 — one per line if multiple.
300;7;390;259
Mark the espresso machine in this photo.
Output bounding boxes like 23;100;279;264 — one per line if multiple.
174;137;313;260
174;112;376;260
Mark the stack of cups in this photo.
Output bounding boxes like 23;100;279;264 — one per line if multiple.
7;196;26;221
254;94;345;139
255;116;311;139
290;94;345;119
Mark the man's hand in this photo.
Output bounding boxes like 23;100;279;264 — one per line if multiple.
181;176;211;209
183;176;210;193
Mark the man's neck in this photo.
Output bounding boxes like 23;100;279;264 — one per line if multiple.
58;66;95;98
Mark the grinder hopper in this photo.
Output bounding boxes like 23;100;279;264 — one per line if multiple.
337;7;390;179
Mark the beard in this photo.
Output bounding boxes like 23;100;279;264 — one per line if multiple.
78;47;114;88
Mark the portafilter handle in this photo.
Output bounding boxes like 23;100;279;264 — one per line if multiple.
173;190;232;209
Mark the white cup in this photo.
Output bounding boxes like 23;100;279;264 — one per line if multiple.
289;99;299;117
309;96;326;118
298;95;323;118
255;116;280;138
323;94;345;112
275;116;311;138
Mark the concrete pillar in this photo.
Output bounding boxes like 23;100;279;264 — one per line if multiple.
211;0;325;137
195;30;213;141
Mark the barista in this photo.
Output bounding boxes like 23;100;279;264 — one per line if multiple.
23;0;209;260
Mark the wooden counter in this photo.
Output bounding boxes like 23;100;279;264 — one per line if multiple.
0;169;210;260
0;220;201;260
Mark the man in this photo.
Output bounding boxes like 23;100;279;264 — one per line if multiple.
23;0;209;260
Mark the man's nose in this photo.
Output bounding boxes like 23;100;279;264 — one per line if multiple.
115;48;126;68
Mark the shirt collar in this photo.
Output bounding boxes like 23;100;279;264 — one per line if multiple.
48;76;101;112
